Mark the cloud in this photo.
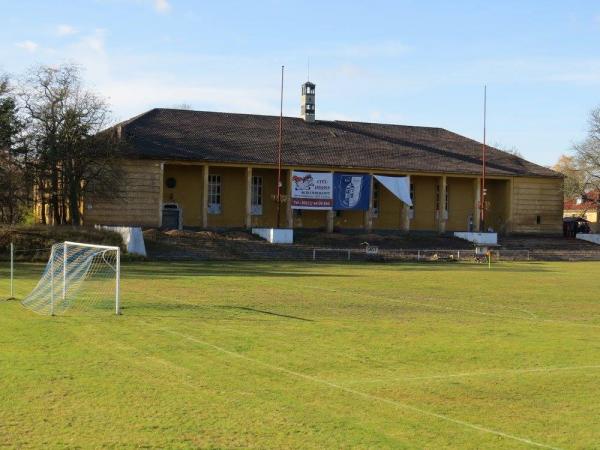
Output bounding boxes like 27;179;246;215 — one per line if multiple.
57;24;78;36
154;0;171;13
77;29;107;53
15;40;39;52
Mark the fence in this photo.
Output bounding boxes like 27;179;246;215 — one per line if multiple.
307;247;600;262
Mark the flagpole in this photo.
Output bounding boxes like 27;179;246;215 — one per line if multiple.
276;65;284;228
480;85;487;232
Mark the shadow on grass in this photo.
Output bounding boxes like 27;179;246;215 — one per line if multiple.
215;305;315;322
120;303;315;322
0;261;572;284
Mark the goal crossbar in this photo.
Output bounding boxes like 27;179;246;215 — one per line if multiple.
64;241;120;251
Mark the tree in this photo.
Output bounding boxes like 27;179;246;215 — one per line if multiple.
573;107;600;198
18;64;122;225
0;74;28;224
492;141;522;158
552;154;584;200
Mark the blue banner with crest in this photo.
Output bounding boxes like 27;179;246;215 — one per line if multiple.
333;174;371;210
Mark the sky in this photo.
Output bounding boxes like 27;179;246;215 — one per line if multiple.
1;0;600;167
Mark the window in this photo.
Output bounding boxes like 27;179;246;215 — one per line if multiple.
208;175;221;214
372;182;380;217
251;176;263;215
409;183;415;210
536;215;541;225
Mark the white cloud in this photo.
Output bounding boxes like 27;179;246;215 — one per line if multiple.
77;29;107;53
15;40;39;52
154;0;171;13
57;24;78;36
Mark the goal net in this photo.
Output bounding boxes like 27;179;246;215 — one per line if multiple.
21;241;120;316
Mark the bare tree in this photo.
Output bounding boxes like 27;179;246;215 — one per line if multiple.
18;64;122;225
573;107;600;196
552;154;584;200
172;103;193;110
492;141;522;158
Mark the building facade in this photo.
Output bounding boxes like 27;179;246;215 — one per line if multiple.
84;84;563;234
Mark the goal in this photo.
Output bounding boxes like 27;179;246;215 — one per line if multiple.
21;241;120;316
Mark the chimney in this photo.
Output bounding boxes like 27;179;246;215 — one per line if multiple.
301;81;315;122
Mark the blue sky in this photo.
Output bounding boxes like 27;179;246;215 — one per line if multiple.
2;0;600;166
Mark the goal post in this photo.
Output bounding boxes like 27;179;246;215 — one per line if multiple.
21;241;121;316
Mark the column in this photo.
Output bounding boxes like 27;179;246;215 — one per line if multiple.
202;165;209;228
473;177;481;231
326;210;335;233
507;178;514;233
245;167;252;229
158;162;164;227
438;175;447;233
364;173;374;232
286;169;293;228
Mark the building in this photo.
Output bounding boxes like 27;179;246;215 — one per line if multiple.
564;191;600;233
84;82;563;234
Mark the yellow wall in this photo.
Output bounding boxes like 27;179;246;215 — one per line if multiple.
411;176;437;231
446;177;475;231
83;160;563;235
207;167;246;228
512;177;563;233
84;160;161;227
334;210;364;229
482;179;510;233
373;180;402;229
163;165;203;227
250;168;280;228
295;210;327;229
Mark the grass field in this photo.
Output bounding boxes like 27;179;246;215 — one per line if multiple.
1;260;600;449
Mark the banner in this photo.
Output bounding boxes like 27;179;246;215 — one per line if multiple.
333;174;371;210
374;175;412;206
291;171;333;209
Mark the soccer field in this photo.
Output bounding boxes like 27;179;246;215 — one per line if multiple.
1;261;599;449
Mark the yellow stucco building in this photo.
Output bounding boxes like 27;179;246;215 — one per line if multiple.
84;83;563;234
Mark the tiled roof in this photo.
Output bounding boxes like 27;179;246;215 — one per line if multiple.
564;191;600;210
118;108;560;178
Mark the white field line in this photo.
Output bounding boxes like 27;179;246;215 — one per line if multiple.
344;364;600;386
156;325;561;450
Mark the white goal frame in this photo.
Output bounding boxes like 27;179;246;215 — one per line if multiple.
62;241;121;315
18;241;121;316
